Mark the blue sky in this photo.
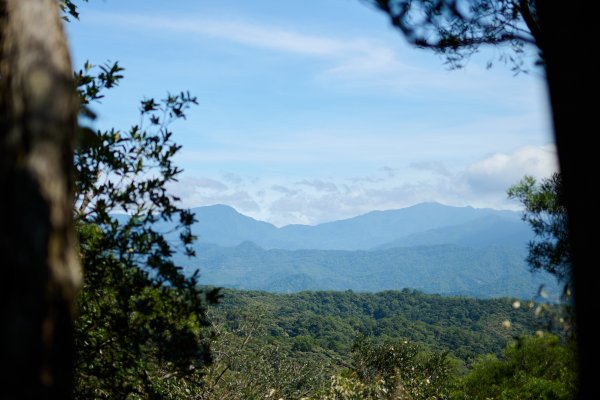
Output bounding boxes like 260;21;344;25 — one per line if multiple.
66;0;556;226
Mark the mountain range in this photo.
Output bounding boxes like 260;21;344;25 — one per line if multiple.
176;202;531;250
164;202;558;299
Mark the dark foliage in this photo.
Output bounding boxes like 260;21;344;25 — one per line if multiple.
364;0;542;70
72;60;219;398
508;173;570;286
214;288;552;364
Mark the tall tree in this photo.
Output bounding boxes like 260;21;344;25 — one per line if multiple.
455;334;578;400
73;64;219;397
1;1;218;398
365;1;595;396
0;0;82;398
65;4;219;398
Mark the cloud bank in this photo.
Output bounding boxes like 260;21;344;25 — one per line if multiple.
168;144;558;226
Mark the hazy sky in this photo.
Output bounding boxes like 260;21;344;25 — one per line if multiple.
66;0;557;226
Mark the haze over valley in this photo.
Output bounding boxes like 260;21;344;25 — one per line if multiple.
167;202;556;298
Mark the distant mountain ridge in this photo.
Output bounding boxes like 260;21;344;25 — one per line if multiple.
174;242;554;299
185;202;530;251
374;215;532;250
162;202;554;298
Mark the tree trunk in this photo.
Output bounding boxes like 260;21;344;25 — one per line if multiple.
538;1;597;398
0;1;81;399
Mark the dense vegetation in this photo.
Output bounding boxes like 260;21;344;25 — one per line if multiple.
211;289;553;363
454;335;578;399
71;37;219;398
197;289;576;399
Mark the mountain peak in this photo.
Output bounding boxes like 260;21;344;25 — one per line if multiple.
409;201;446;209
195;204;239;213
236;240;263;250
184;202;524;251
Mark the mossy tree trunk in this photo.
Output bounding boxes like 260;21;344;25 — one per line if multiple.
0;1;81;398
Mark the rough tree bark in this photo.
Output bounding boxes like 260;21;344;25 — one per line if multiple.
0;1;81;398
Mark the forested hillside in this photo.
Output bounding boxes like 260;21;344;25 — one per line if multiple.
197;289;576;399
176;243;556;298
161;202;556;298
211;289;550;363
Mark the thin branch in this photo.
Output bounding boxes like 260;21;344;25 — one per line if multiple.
518;0;543;51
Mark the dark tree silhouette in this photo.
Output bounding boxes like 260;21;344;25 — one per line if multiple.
366;1;595;397
0;1;81;398
365;0;542;71
2;2;219;398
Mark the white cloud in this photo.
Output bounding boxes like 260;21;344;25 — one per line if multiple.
149;17;346;56
409;161;453;178
270;185;298;195
189;177;229;191
169;144;558;225
167;176;259;213
296;179;339;192
91;12;402;71
85;11;501;93
381;166;397;178
462;144;558;193
221;172;243;184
